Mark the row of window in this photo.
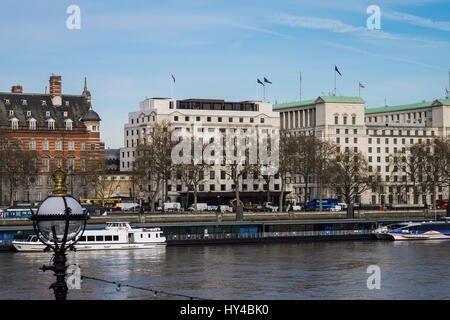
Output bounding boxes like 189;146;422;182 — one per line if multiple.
368;137;430;145
10;118;73;131
334;115;356;125
173;115;265;124
79;235;120;242
17;139;96;151
366;129;435;137
366;110;431;123
167;183;281;192
130;115;156;125
5;100;70;107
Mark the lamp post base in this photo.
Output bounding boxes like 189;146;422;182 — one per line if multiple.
42;251;68;300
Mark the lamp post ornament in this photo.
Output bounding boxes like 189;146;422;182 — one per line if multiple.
31;161;88;300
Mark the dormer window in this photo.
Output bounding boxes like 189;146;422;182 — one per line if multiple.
63;111;68;117
22;99;27;105
65;119;73;131
5;99;10;105
65;101;70;106
48;119;55;130
29;119;36;130
11;118;18;130
46;111;50;117
41;100;47;106
27;111;32;117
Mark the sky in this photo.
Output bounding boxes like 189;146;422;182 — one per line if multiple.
0;0;449;148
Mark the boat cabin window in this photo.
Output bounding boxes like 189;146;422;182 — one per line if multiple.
156;233;159;238
27;235;38;242
96;236;104;241
87;236;95;242
105;236;112;241
113;235;119;241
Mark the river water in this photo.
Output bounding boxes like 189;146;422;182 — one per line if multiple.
0;240;449;300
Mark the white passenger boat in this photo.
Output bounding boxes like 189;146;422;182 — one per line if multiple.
387;219;450;241
372;222;412;240
12;222;166;252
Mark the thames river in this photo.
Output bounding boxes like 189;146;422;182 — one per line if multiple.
0;241;449;300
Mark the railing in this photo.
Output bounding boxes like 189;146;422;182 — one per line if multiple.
165;230;373;241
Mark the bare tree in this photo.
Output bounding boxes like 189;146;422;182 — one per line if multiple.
84;157;119;206
329;149;380;218
290;134;317;206
433;137;450;215
0;137;38;206
314;139;337;211
134;121;176;212
174;136;211;212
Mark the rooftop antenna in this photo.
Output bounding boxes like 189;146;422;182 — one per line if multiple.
45;86;47;94
384;97;387;106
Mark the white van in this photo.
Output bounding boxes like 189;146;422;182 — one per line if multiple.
163;202;181;212
188;203;208;211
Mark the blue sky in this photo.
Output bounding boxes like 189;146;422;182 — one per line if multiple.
0;0;449;148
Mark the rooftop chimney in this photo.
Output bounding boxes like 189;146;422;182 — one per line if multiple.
49;75;62;106
11;85;23;94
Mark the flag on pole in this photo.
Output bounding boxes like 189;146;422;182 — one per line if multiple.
446;88;449;94
335;66;342;76
257;79;265;86
171;74;176;83
359;82;365;88
264;77;272;84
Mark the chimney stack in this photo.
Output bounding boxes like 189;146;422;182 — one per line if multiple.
11;85;23;94
49;75;62;106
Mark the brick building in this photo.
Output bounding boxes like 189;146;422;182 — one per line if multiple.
0;75;104;204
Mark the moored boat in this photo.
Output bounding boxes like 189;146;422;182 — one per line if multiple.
12;222;166;252
387;219;450;241
372;222;412;240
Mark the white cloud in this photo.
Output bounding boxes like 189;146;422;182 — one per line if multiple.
384;11;450;32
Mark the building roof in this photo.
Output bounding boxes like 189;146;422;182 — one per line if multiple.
80;107;101;121
272;96;365;110
364;99;450;114
0;92;92;129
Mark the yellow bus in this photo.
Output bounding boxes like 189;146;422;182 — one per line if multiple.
80;198;122;209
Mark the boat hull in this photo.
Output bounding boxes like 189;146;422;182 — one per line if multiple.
388;231;450;241
12;242;166;252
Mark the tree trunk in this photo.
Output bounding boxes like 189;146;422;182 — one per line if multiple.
447;187;450;217
319;180;323;212
346;202;354;219
9;179;14;207
279;176;285;213
194;189;198;213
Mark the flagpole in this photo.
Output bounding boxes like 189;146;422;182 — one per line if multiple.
263;85;266;102
359;82;360;98
334;67;336;96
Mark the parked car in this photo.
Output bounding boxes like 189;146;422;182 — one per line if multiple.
330;205;342;212
338;203;348;209
263;202;278;212
207;205;218;211
188;203;208;211
219;205;232;213
292;205;302;211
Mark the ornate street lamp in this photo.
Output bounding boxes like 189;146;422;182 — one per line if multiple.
31;162;88;300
